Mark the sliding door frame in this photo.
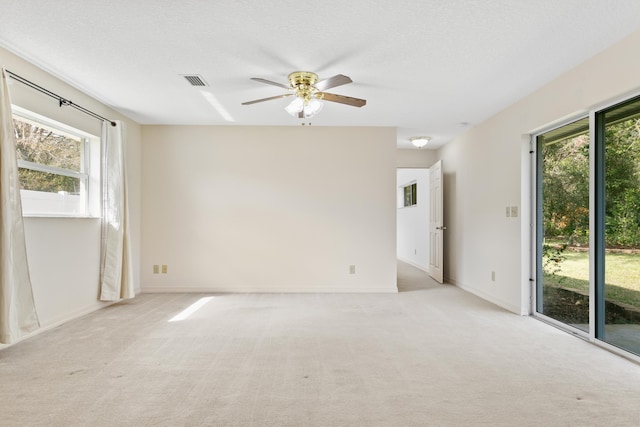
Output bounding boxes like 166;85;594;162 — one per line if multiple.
531;90;640;363
532;114;591;339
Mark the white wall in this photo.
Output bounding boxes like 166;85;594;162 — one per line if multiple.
0;46;142;334
396;169;430;270
23;218;101;324
438;29;640;314
397;148;438;168
141;126;398;293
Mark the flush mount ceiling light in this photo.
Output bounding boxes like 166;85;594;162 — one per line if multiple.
410;136;431;148
242;70;366;119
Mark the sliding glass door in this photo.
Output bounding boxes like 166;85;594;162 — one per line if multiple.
536;95;640;357
536;118;590;332
598;97;640;355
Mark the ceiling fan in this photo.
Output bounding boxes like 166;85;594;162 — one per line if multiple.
241;71;366;118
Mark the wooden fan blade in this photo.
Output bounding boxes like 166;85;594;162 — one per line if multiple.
250;77;291;89
242;93;293;105
319;92;366;107
314;74;352;91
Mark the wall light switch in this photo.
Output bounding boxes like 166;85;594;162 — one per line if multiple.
349;265;356;275
506;206;511;217
153;265;159;274
511;206;518;217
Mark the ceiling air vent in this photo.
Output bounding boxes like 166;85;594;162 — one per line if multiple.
181;74;208;87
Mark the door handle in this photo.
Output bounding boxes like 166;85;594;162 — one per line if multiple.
436;226;447;230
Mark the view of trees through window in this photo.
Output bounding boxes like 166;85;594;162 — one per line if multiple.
602;101;640;353
13;116;83;194
605;116;640;248
539;102;640;355
539;119;591;331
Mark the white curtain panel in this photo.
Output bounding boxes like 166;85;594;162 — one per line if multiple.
0;68;39;343
100;120;134;301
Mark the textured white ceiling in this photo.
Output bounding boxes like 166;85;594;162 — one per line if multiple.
2;0;640;149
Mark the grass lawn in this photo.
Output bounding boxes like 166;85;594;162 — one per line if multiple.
544;250;640;308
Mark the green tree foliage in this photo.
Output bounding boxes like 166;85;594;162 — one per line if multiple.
13;118;81;194
542;117;640;248
542;243;567;277
542;133;590;244
605;117;640;247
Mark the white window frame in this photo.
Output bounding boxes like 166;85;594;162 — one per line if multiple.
398;181;417;208
12;106;101;218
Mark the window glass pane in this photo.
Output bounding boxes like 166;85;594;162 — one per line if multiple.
11;108;96;217
18;169;81;193
13;116;83;172
537;117;590;332
601;96;640;355
403;183;417;207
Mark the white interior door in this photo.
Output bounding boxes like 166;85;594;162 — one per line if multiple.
429;160;444;283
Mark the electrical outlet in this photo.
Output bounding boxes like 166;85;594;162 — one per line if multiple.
162;265;167;274
153;265;159;274
511;206;518;217
349;265;356;275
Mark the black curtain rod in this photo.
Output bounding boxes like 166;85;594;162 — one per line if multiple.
6;70;116;127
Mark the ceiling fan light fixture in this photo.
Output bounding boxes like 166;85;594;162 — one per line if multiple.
285;96;324;118
245;71;366;118
303;98;323;118
410;136;431;148
285;97;304;116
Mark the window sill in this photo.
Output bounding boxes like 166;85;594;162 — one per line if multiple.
22;214;101;219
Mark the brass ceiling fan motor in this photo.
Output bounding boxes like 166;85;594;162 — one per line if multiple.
288;71;319;102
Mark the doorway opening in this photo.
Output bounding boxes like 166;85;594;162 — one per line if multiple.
397;168;430;272
397;162;445;288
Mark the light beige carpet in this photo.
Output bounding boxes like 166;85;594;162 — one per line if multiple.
1;261;640;426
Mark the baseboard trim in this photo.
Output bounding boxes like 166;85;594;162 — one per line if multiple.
397;257;430;273
142;285;398;294
446;277;521;314
44;301;115;327
0;300;115;350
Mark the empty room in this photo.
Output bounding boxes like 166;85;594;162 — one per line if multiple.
1;1;640;426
